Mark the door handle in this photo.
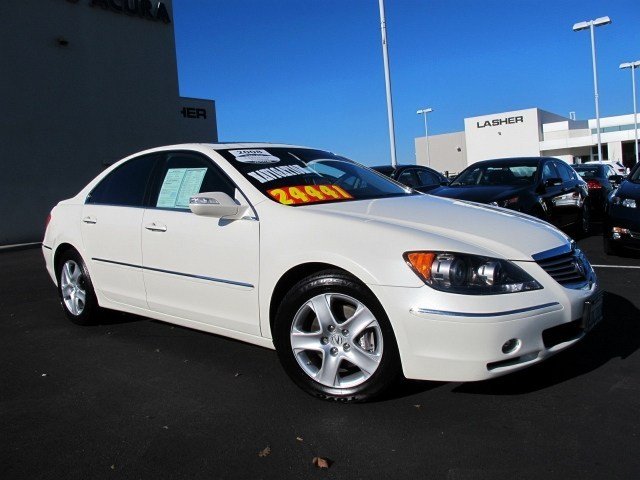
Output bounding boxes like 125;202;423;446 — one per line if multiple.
82;216;97;224
144;222;167;232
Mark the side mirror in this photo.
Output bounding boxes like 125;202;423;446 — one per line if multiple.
544;177;563;187
609;175;624;185
189;192;248;218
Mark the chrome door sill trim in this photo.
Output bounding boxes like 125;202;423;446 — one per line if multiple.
92;257;254;288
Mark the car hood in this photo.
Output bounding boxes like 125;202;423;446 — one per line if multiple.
616;180;640;199
429;184;528;203
308;194;569;261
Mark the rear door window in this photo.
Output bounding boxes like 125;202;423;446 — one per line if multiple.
397;169;420;188
542;162;560;181
87;154;159;207
555;162;574;183
415;169;439;187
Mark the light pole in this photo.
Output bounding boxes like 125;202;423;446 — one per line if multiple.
620;61;640;166
416;108;433;167
573;16;611;162
378;0;397;167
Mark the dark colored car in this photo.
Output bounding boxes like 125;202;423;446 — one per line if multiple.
573;163;623;217
603;162;640;255
430;157;590;237
372;164;448;193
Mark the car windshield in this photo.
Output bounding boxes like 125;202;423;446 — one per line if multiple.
217;147;415;206
450;162;538;186
630;165;640;183
573;165;601;180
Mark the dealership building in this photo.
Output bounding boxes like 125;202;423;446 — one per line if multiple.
416;107;640;175
1;0;217;245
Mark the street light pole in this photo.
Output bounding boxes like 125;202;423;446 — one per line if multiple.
620;61;640;166
378;0;397;168
416;108;433;167
573;16;611;162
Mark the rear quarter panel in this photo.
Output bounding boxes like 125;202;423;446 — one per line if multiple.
43;202;85;286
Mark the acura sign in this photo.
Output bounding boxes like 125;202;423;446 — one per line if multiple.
66;0;172;24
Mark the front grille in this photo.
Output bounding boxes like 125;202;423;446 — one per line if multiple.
536;250;587;286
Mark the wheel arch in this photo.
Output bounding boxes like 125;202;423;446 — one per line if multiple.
269;262;368;334
53;242;81;277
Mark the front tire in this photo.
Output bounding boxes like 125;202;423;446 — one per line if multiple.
56;250;101;325
273;270;401;402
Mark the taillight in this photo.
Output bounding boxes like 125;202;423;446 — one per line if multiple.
45;213;52;229
586;180;602;190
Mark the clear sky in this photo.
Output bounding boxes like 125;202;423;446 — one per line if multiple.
174;0;640;166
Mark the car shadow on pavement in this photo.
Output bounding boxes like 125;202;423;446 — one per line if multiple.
377;379;446;401
93;309;147;326
78;292;639;400
608;246;640;259
451;291;640;396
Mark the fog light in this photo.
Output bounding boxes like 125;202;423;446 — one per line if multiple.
502;338;521;354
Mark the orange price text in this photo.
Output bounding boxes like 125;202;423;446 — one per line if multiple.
267;184;353;205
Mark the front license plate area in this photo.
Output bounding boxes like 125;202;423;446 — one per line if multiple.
582;290;603;332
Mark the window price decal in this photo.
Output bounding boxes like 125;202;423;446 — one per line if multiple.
267;185;353;205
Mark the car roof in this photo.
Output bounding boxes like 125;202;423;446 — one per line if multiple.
470;157;548;166
371;164;435;171
203;142;314;150
585;160;623;166
574;163;604;169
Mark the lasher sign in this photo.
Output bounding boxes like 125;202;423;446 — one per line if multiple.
66;0;172;24
476;116;524;128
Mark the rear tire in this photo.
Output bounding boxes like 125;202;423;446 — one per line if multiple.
273;269;401;402
603;235;620;256
56;250;101;325
575;203;591;239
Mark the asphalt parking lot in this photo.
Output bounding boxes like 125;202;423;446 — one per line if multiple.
1;233;639;480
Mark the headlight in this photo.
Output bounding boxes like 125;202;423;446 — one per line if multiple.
404;251;542;295
500;196;519;207
489;197;519;208
612;196;637;208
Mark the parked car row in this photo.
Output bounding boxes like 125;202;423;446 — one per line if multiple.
371;164;448;193
573;162;621;217
428;157;591;238
43;143;603;402
378;157;637;256
603;162;640;254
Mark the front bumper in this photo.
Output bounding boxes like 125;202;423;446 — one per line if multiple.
369;260;599;382
606;205;640;248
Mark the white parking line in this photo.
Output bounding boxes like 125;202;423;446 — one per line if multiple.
592;264;640;269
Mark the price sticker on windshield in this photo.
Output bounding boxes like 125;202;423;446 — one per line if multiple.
267;185;353;205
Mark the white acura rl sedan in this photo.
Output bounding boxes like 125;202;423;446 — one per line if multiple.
43;143;602;401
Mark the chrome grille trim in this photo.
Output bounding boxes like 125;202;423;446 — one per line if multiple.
531;243;573;262
534;242;595;289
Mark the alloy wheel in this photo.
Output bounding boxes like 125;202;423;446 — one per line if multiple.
60;260;86;316
290;293;384;388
